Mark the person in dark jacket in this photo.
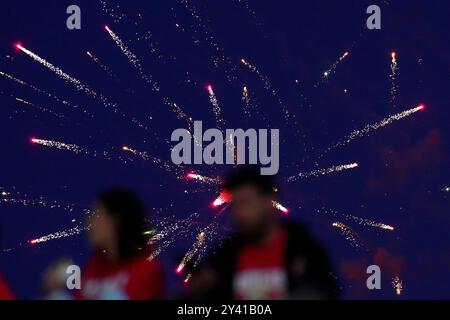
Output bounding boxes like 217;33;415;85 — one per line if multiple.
188;166;338;299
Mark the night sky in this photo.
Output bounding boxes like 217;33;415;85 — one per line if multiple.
0;0;449;299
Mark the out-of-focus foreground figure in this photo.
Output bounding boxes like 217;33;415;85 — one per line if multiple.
0;274;14;300
189;167;338;299
79;188;164;300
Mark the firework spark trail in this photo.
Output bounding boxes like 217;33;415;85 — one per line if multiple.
0;71;94;118
104;25;159;92
0;189;77;213
178;0;237;81
86;51;118;80
19;47;145;130
242;85;251;115
320;105;425;158
99;0;126;23
16;43;150;131
287;162;358;182
211;191;289;215
241;85;269;124
206;84;225;128
104;26;193;127
315;51;349;86
30;137;131;164
122;145;184;175
272;201;289;215
29;225;86;245
332;221;365;249
16;44;107;104
31;138;88;155
99;0;167;60
0;71;26;85
234;0;259;22
15;97;72;123
392;276;403;295
176;223;215;275
389;52;398;107
148;212;200;261
240;58;291;120
345;214;395;231
186;172;221;185
316;207;395;231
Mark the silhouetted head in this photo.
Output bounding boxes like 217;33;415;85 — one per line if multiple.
88;188;148;260
222;166;277;240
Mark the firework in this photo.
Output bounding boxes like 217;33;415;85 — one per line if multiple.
272;201;289;215
183;273;192;284
16;44;109;107
178;0;237;81
176;227;211;275
332;221;365;248
240;58;291;120
29;225;86;245
30;137;134;164
287;163;358;182
317;207;395;231
186;172;221;185
211;190;232;208
392;276;403;295
15;43;151;130
105;26;192;125
105;25;159;92
242;85;253;116
15;97;71;123
148;212;201;261
0;71;93;118
86;50;118;80
206;84;225;127
0;71;26;85
123;145;184;175
99;0;126;23
211;192;289;215
316;51;349;86
234;0;258;21
31;137;87;155
321;105;425;157
389;52;398;107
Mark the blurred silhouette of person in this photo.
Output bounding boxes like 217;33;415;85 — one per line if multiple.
79;188;164;300
0;274;14;300
42;258;74;300
189;166;338;300
0;227;14;300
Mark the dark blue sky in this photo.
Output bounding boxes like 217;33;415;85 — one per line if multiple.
0;0;449;299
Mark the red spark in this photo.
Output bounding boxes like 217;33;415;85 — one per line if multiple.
30;137;37;144
186;173;197;179
14;42;23;51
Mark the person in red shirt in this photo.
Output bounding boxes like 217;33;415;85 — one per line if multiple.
0;274;14;300
79;188;164;300
189;166;338;300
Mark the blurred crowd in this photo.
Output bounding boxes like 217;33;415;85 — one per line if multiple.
0;166;337;300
